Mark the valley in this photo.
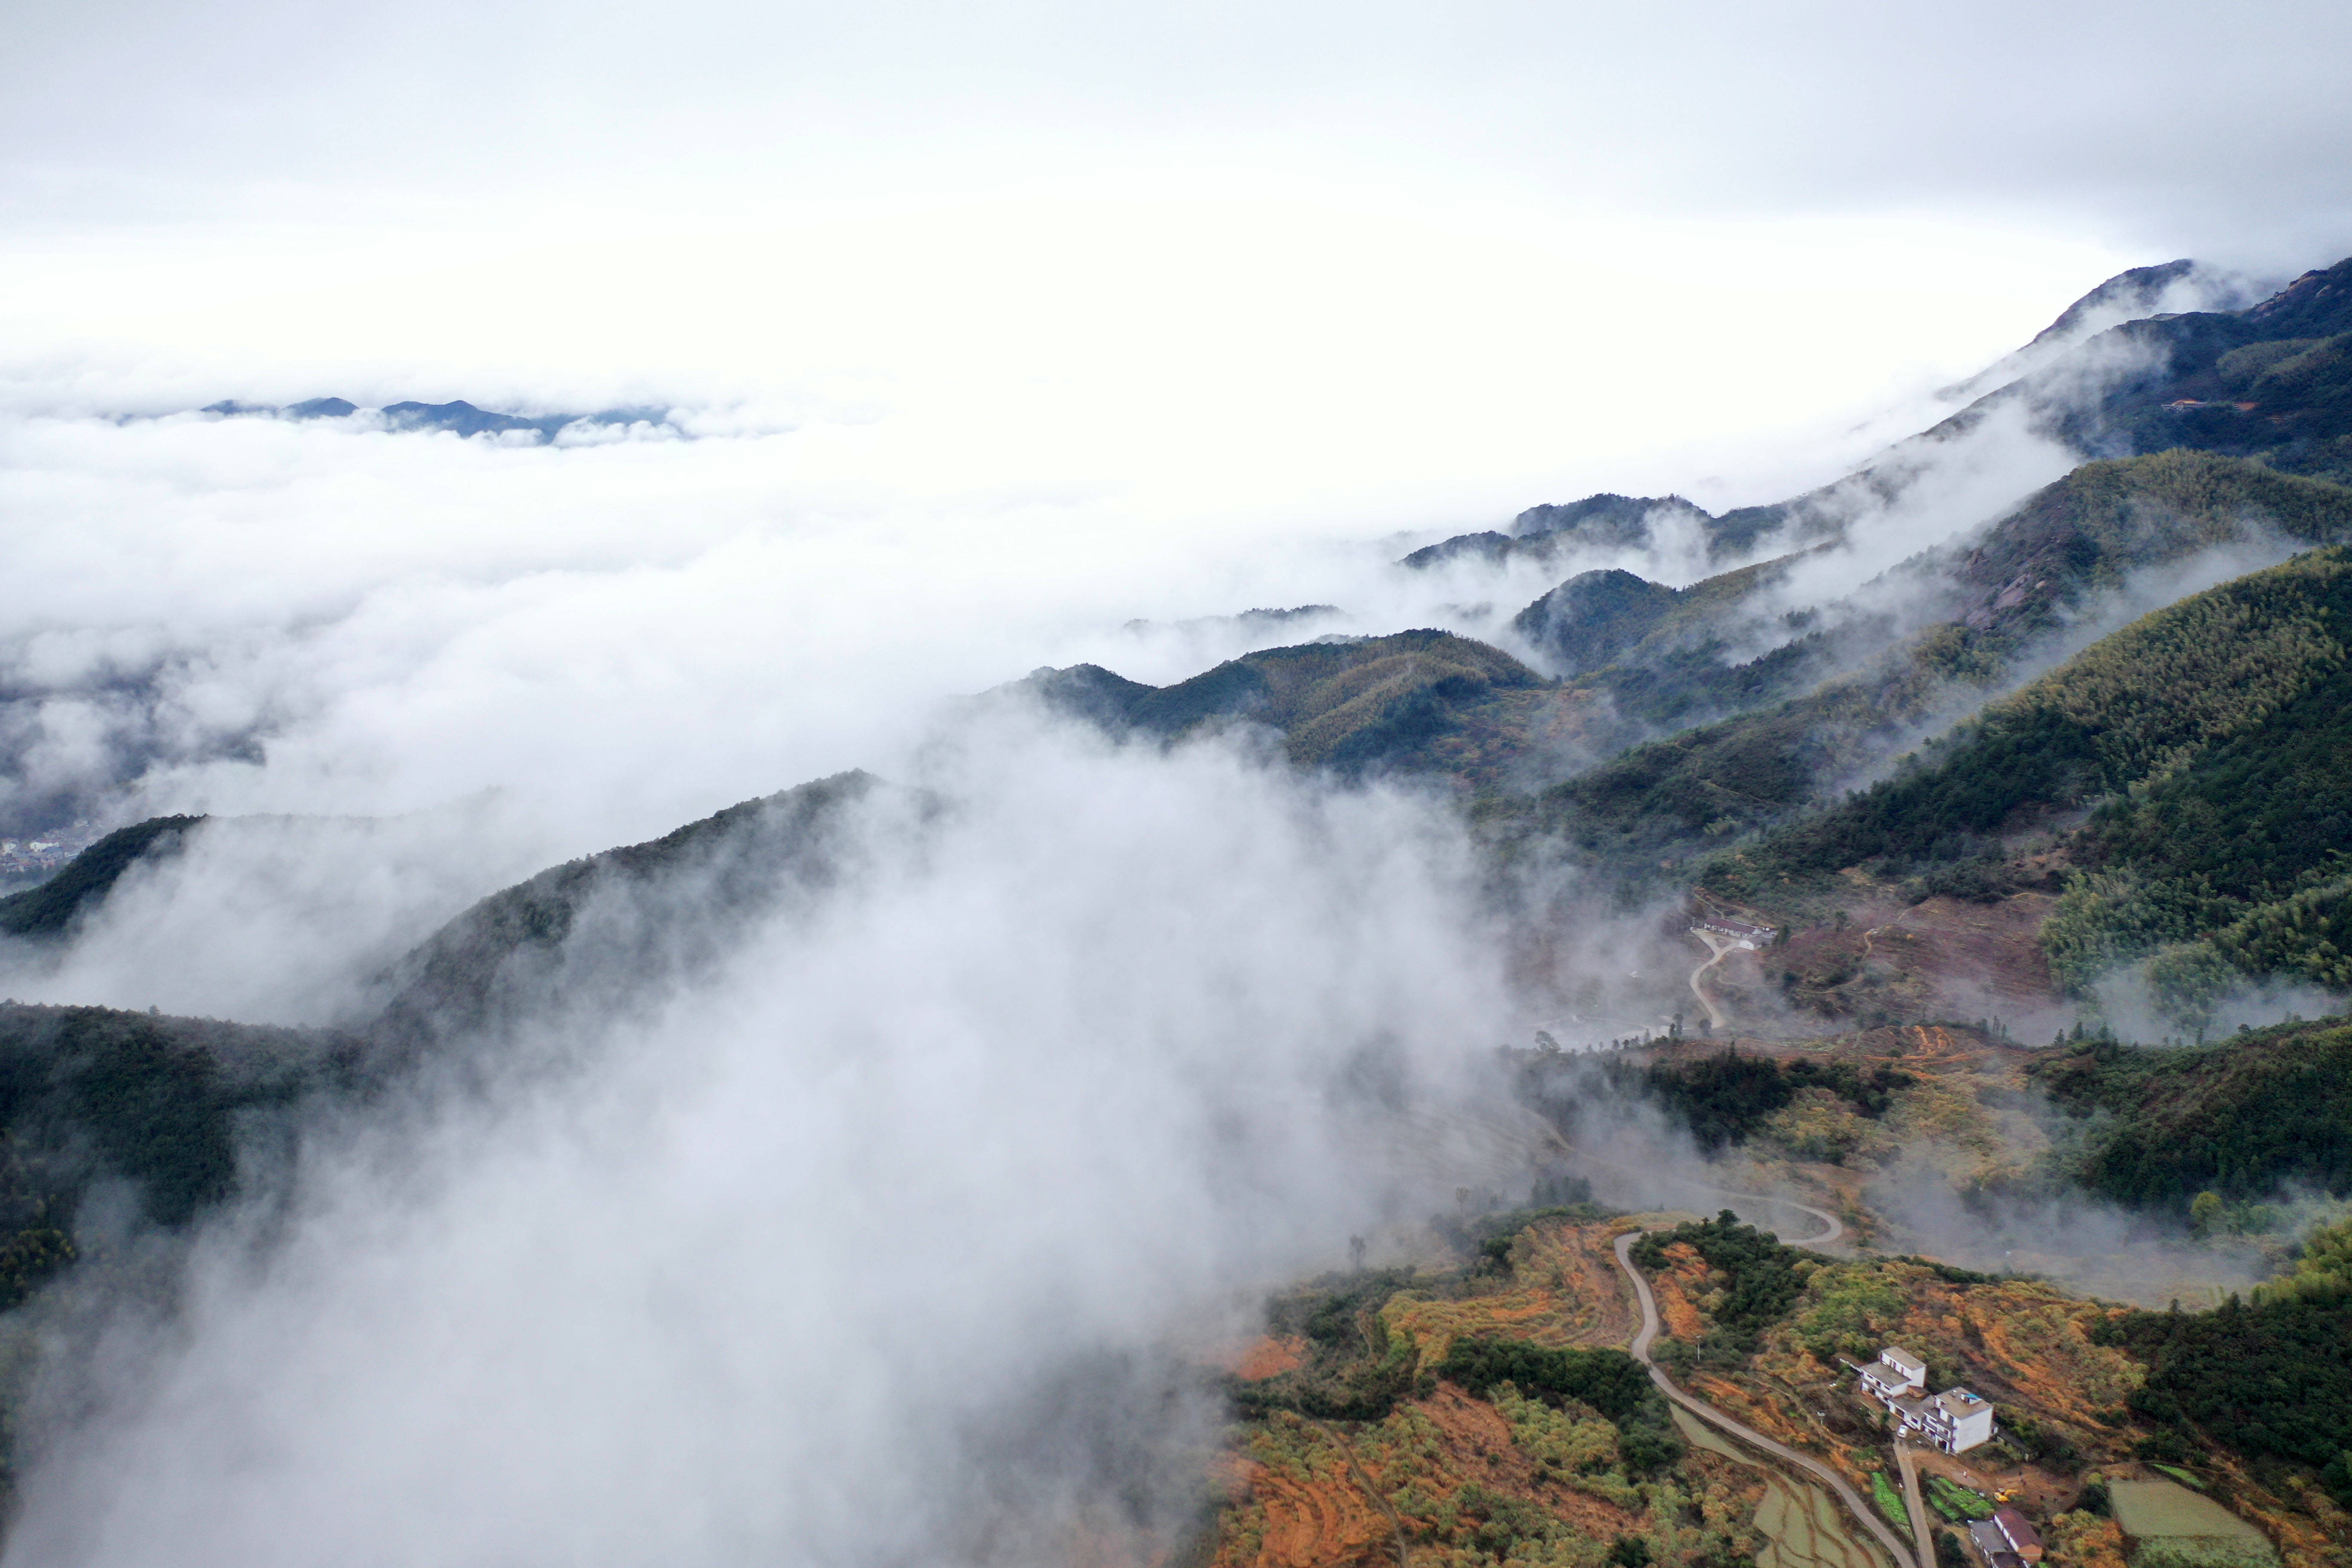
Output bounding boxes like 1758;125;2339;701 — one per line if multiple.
3;254;2352;1568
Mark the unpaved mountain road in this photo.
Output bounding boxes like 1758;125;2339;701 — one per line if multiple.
1686;928;1738;1031
1614;1197;1917;1568
1892;1439;1939;1568
1659;1182;1846;1250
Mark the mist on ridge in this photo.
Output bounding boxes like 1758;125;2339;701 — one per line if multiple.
0;717;1554;1567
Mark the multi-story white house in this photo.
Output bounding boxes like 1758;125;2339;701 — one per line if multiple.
1857;1347;1926;1400
1914;1387;1997;1455
1855;1346;1996;1454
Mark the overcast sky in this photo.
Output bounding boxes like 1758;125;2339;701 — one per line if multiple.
8;0;2349;247
10;0;2349;429
2;11;2343;1556
2;0;2349;848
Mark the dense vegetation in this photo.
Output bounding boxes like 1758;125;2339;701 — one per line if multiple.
1714;541;2352;900
1685;538;2352;1024
1435;1338;1683;1474
2255;1214;2352;1304
2094;1295;2352;1503
1515;458;2352;888
2067;258;2352;483
0;1003;337;1257
2028;1024;2352;1208
1602;1050;1913;1152
1630;1212;1810;1365
372;770;879;1049
0;816;203;937
1229;1267;1430;1421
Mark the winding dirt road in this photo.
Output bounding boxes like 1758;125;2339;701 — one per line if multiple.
1686;930;1736;1032
1658;1183;1846;1249
1612;1213;1918;1568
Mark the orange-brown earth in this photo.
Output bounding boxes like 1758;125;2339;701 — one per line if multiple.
1212;1385;1751;1568
1214;1417;1394;1568
1647;1246;1708;1342
1233;1336;1310;1380
1648;1248;2351;1568
1704;890;2067;1035
1380;1221;1637;1363
1213;1216;1770;1568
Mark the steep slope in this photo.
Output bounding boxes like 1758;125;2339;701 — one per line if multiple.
1995;256;2352;480
1495;456;2352;882
1403;257;2351;578
369;770;881;1051
0;816;204;938
1013;629;1548;776
2029;1020;2352;1209
1700;542;2352;1024
0;1001;343;1245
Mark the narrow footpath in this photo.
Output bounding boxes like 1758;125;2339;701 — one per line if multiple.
1612;1222;1918;1568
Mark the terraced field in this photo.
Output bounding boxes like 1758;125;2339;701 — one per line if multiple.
1674;1410;1893;1568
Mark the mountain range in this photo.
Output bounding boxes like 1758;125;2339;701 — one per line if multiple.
8;250;2352;1565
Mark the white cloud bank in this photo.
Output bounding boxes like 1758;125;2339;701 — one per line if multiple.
2;726;1535;1568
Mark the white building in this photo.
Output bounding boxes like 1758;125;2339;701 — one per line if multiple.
1858;1346;1926;1400
1915;1387;1996;1455
1856;1346;1995;1454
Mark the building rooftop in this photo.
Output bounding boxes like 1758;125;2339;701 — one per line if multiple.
1994;1509;2042;1549
1880;1347;1926;1375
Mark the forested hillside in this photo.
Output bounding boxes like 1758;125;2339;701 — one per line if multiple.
0;817;203;938
0;1003;343;1287
1706;542;2352;1023
369;770;881;1052
1488;456;2352;881
2029;1022;2352;1208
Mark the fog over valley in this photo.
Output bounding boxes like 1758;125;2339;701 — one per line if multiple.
5;4;2352;1566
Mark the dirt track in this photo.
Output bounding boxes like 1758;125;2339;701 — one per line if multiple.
1614;1217;1918;1568
1687;928;1737;1031
1892;1441;1938;1568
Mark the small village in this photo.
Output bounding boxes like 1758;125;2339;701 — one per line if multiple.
0;831;94;885
1853;1346;2050;1568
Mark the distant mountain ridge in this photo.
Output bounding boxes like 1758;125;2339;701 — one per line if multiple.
1404;255;2352;575
21;250;2352;1062
199;396;683;443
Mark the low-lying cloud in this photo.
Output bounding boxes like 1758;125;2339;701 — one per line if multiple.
2;720;1544;1566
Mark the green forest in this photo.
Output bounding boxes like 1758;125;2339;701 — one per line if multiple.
1599;1050;1913;1152
0;1003;336;1265
1629;1212;1810;1366
2095;1295;2352;1503
2028;1023;2352;1207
